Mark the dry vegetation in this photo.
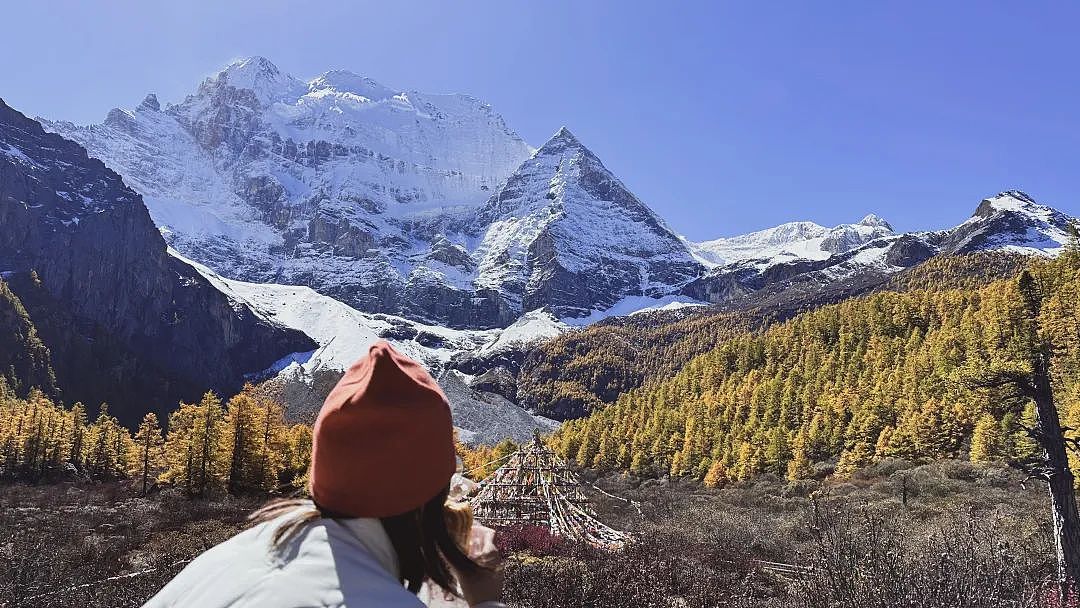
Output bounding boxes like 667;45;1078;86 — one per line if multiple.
0;482;259;607
0;459;1070;607
503;459;1066;608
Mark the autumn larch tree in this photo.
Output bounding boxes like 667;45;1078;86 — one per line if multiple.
130;412;164;494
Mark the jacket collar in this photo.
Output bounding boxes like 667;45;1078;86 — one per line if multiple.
335;516;400;580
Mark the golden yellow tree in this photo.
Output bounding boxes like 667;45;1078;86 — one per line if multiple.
86;404;133;479
970;413;1004;463
130;412;165;494
161;393;227;497
222;386;288;493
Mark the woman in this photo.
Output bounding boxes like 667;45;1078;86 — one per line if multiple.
144;341;506;607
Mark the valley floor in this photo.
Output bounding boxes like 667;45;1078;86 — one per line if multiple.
0;459;1065;608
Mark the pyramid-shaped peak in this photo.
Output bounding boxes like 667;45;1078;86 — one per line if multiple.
533;126;596;160
551;126;581;144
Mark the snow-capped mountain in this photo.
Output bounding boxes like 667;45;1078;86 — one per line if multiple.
43;57;535;327
471;127;702;320
941;190;1076;256
682;190;1076;307
43;60;708;328
42;57;706;329
691;214;895;268
35;57;1078;327
33;58;1077;343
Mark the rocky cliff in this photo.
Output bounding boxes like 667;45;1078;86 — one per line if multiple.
0;99;315;425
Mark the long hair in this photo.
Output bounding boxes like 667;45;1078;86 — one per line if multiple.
249;486;483;596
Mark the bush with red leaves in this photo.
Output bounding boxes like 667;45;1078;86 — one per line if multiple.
494;525;568;557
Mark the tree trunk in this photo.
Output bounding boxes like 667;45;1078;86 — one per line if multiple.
141;440;150;495
199;407;213;498
1030;348;1080;588
229;416;243;494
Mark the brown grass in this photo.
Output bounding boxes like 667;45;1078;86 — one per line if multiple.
0;460;1066;607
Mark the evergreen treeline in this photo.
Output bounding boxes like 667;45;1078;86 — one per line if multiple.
0;383;311;495
552;249;1080;485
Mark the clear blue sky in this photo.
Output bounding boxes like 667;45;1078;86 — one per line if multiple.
1;1;1077;239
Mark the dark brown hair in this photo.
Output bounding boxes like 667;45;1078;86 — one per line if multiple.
249;485;483;596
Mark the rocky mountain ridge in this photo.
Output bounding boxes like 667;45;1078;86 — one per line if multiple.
43;57;537;328
683;190;1075;307
41;58;1078;337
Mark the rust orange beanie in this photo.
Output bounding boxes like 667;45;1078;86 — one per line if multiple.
311;340;456;518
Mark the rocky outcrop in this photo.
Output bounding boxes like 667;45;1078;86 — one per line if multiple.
0;99;315;426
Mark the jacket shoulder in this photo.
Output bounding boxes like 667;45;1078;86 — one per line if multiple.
144;515;424;608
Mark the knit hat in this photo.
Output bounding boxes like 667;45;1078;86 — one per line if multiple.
311;340;456;518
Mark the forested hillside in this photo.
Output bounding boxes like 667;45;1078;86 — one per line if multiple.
552;248;1080;484
517;310;755;419
522;251;1029;420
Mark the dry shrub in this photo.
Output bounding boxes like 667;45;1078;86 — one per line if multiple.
797;503;1053;608
0;482;255;608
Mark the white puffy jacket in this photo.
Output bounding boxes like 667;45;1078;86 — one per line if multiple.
143;503;506;608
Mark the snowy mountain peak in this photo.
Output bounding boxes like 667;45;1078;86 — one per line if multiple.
42;57;536;328
551;125;580;143
472;125;701;320
479;127;661;227
858;213;893;230
222;55;281;81
534;126;589;157
945;191;1075;256
999;189;1038;205
208;56;306;105
975;190;1044;218
692;215;896;268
